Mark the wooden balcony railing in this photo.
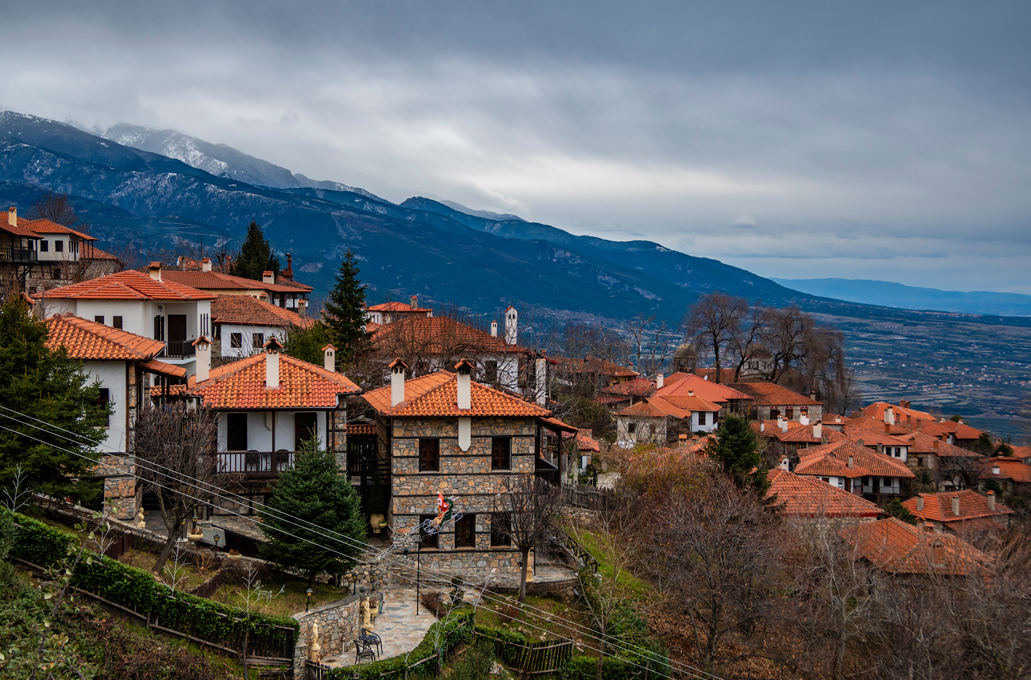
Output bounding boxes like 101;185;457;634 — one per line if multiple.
0;247;38;262
165;339;196;359
217;451;295;475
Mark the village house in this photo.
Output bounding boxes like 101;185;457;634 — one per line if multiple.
902;490;1012;535
840;517;990;578
753;418;828;458
163;255;312;311
728;381;824;423
365;296;433;325
36;264;215;380
904;430;983;490
766;467;886;520
791;438;915;499
361;359;557;574
653;372;753;421
553;355;640;393
210;294;313;359
980;457;1031;495
614;393;721;448
858;401;937;429
593;377;655;411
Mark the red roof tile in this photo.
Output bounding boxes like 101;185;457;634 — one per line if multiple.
653;372;752;404
45;314;166;361
371;316;527;356
363;371;549;418
211;294;313;329
981;458;1031;483
903;490;1012;524
39;270;216;301
841;518;990;576
905;431;980;458
21;218;95;240
767;468;886;518
162;269;313;294
859;401;937;425
728;382;821;406
917;420;985;441
186;353;360;409
795;439;914;479
599;377;655;398
367;301;433;313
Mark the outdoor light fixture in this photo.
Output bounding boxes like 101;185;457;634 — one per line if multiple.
348;571;359;595
306;587;313;612
213;534;220;554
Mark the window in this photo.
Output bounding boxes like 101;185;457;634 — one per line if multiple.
94;315;105;324
455;514;475;548
153;315;165;341
252;332;264;349
96;388;110;427
51;268;61;279
770;409;780;420
227;413;248;451
40;240;49;252
490;512;512;546
483;360;498;384
627;422;636;434
200;313;210;338
230;333;243;349
699;412;708;427
112;316;122;330
419;439;439;472
419;515;439;549
785;408;794;420
491;437;510;470
55;240;64;252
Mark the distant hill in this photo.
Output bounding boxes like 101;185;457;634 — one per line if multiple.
774;278;1031;317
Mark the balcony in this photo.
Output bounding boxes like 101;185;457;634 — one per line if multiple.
0;247;38;263
217;451;295;476
165;339;197;359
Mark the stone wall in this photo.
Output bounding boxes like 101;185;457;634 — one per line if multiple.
293;592;364;674
97;453;138;520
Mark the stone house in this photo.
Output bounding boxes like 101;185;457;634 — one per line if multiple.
728;381;823;423
792;438;915;500
614;393;720;448
362;359;555;574
902;490;1012;535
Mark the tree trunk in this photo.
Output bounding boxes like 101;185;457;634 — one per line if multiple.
152;533;177;573
519;547;530;602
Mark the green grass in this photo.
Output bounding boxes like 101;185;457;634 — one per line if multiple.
474;594;584;641
567;526;652;598
210;576;346;617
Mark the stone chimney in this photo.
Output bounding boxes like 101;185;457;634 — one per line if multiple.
917;495;925;511
323;344;336;372
847;454;854;469
535;355;548;407
193;336;211;383
504;306;518;345
813;422;822;440
262;270;275;284
857;439;865;448
656;374;664;389
952;495;961;516
281;253;294;281
455;359;473;410
884;406;895;426
7;207;16;226
490;321;498;338
410;295;418;309
390;359;407;407
148;262;162;281
987;490;996;511
876;443;883;455
264;337;282;389
201;257;212;273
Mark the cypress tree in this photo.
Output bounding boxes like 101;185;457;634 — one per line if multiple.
230;221;280;281
259;438;366;587
323;250;370;364
705;414;769;496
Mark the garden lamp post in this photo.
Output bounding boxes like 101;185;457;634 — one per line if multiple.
348;571;358;595
213;533;220;554
306;587;313;612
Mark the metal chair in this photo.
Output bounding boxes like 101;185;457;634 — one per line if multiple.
353;638;376;664
360;629;383;657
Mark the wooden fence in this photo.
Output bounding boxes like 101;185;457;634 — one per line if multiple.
561;485;618;513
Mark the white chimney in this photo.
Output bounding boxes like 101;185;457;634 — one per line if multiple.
455;359;473;410
148;262;162;281
779;456;789;471
193;336;211;383
884;406;895;426
504;306;518;345
781;419;789;433
917;496;925;511
535;356;547;407
262;270;275;284
813;422;822;440
800;414;810;426
992;465;1000;476
265;337;281;389
390;359;407;407
987;491;996;511
201;257;212;272
323;344;336;372
777;414;785;430
490;321;498;338
760;421;766;432
656;374;664;389
952;495;960;516
7;207;15;225
688;389;694;397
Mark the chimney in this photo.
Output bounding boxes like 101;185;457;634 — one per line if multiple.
952;495;960;516
847;454;854;469
148;262;162;281
885;422;890;434
281;253;294;281
322;344;336;372
813;422;822;439
390;359;408;407
987;491;996;511
800;413;810;426
410;295;418;309
857;439;865;448
923;522;935;533
780;457;790;471
504;306;518;345
193;336;211;383
264;337;282;389
876;443;883;455
884;406;895;426
917;496;925;511
781;418;789;434
992;465;1000;476
201;257;212;273
760;421;765;432
262;270;275;284
535;356;548;407
7;207;15;226
490;321;498;338
810;390;817;401
688;389;694;397
656;373;664;389
455;359;473;410
679;433;687;441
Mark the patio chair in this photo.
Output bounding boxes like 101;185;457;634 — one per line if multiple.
354;639;376;664
360;629;383;657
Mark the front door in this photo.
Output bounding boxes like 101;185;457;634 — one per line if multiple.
167;314;187;355
295;412;318;451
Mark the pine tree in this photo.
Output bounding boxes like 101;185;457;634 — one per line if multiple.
705;414;768;496
323;250;370;365
230;221;280;281
258;438;366;587
0;298;108;504
282;322;333;366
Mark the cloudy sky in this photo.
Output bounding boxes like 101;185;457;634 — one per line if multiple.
3;0;1029;293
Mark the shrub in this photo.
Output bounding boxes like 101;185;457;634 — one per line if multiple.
6;510;76;567
421;589;447;618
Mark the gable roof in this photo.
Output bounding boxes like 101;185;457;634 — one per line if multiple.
371;316;527;356
795;439;915;479
917;420;985;442
161;269;313;294
45;313;166;361
981;458;1031;484
842;422;913;448
753;419;825;444
21;218;95;240
554;355;639;378
859;401;937;425
39;270;216;301
905;431;980;458
841;517;990;576
728;381;821;406
653;372;752;404
617;397;690;419
363;370;550;418
767;468;886;518
599;377;655;397
903;490;1012;524
211;294;313;329
186;353;360;409
368;301;433;313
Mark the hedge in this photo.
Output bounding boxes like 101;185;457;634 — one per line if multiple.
4;510;299;651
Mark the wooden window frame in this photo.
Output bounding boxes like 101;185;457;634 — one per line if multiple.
490;512;511;547
419;514;439;549
419;438;440;472
491;437;511;471
455;513;475;548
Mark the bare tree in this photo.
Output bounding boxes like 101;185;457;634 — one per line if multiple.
27;191;87;233
685;292;748;383
133;403;228;573
492;474;562;602
626;314;676;377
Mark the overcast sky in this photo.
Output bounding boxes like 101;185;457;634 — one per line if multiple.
2;0;1029;293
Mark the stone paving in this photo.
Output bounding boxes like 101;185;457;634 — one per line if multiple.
319;588;437;667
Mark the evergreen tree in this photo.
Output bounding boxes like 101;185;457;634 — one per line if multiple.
0;298;108;504
323;250;370;364
230;221;280;281
282;322;334;366
259;438;366;587
705;414;768;496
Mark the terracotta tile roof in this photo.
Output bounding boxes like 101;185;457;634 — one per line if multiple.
139;358;187;379
905;431;980;458
662;371;692;386
211;294;313;329
617;397;691;419
593;393;629;405
661;395;722;412
903;490;1012;524
368;301;433;313
843;415;913;436
364;370;549;418
1012;445;1031;462
728;382;821;406
365;321;382;333
347;423;376;436
753;419;821;444
842;423;912;447
599;378;655;398
21;218;95;240
575;429;600;452
371;317;527;356
186;353;360;409
860;401;937;425
841;517;990;576
162;270;313;294
554;355;639;378
540;416;579;433
0;219;43;239
767;468;886;518
45;314;166;361
39;270;216;301
85;246;122;262
981;458;1031;483
795;439;915;479
917;420;985;441
653;373;752;404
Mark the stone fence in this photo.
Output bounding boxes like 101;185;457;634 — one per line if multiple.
292;592;367;676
